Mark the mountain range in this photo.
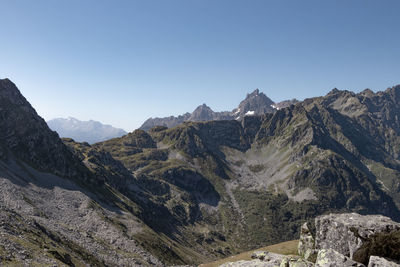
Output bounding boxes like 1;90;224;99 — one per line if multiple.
1;78;400;266
47;117;127;144
139;89;298;130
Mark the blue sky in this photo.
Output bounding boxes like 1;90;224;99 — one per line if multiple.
1;0;400;131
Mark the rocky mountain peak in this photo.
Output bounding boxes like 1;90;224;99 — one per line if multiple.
140;88;291;130
235;88;275;118
360;88;375;97
385;84;400;101
196;103;212;111
0;79;90;179
0;78;34;108
246;88;260;99
327;88;340;95
188;103;215;121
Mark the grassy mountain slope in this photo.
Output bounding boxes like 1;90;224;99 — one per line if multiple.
92;86;400;262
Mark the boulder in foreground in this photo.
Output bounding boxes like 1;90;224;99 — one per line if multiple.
315;249;365;267
367;256;400;267
315;213;400;261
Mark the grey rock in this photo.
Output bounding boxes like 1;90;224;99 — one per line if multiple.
315;249;365;267
280;258;313;267
303;249;318;263
368;256;400;267
140;113;191;131
251;251;288;265
315;213;400;259
0;160;162;266
298;222;315;257
274;99;299;110
188;104;232;122
220;259;281;267
233;89;275;119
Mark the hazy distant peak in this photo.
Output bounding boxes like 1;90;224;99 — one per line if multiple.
195;103;212;110
47;117;127;144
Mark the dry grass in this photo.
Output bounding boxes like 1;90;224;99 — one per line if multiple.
199;239;299;267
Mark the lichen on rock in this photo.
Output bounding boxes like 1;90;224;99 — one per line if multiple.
368;256;400;267
315;213;400;261
298;222;315;257
315;249;365;267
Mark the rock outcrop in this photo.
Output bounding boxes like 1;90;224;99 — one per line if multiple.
368;256;400;267
233;89;275;119
251;251;287;264
220;213;400;267
315;249;365;267
298;222;315;257
220;251;292;267
220;259;276;267
280;258;314;267
315;213;400;261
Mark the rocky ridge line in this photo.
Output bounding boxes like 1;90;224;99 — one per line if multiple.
140;89;298;130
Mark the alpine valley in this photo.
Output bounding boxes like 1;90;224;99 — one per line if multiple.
1;78;400;266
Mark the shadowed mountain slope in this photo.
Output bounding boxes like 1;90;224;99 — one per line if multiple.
0;79;210;266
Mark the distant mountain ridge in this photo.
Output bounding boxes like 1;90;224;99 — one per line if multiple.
47;117;127;144
139;89;298;130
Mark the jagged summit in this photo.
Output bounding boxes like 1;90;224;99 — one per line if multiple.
234;88;275;119
360;88;374;97
189;103;215;121
328;87;340;94
140;88;282;130
245;88;260;99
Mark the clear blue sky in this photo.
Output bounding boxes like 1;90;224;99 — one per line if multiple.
1;0;400;131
